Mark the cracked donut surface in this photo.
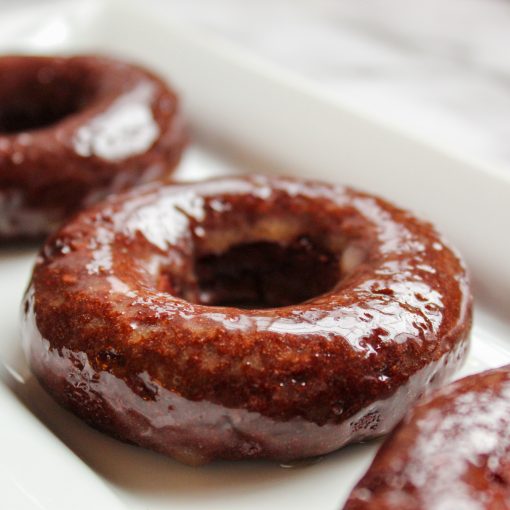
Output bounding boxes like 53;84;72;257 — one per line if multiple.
22;175;472;464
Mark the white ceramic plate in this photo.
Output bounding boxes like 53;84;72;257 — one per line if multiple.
0;1;509;509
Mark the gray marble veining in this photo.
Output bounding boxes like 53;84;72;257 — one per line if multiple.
154;0;510;170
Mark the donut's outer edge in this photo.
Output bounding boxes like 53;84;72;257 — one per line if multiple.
342;365;510;510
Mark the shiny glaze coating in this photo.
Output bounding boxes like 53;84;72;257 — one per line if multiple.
343;365;510;510
22;175;472;464
0;55;186;240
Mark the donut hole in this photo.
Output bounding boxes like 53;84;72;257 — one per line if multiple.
166;236;341;309
0;67;93;134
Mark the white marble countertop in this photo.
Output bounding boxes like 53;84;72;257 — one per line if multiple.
153;0;510;171
3;0;510;170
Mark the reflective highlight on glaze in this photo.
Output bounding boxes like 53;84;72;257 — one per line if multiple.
73;82;159;161
0;55;186;240
22;175;472;464
344;365;510;510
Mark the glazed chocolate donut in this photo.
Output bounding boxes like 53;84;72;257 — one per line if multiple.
343;365;510;510
0;55;185;240
21;175;472;465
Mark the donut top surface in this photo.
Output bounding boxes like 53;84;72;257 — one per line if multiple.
344;365;510;510
28;175;472;425
0;55;178;157
0;55;185;239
